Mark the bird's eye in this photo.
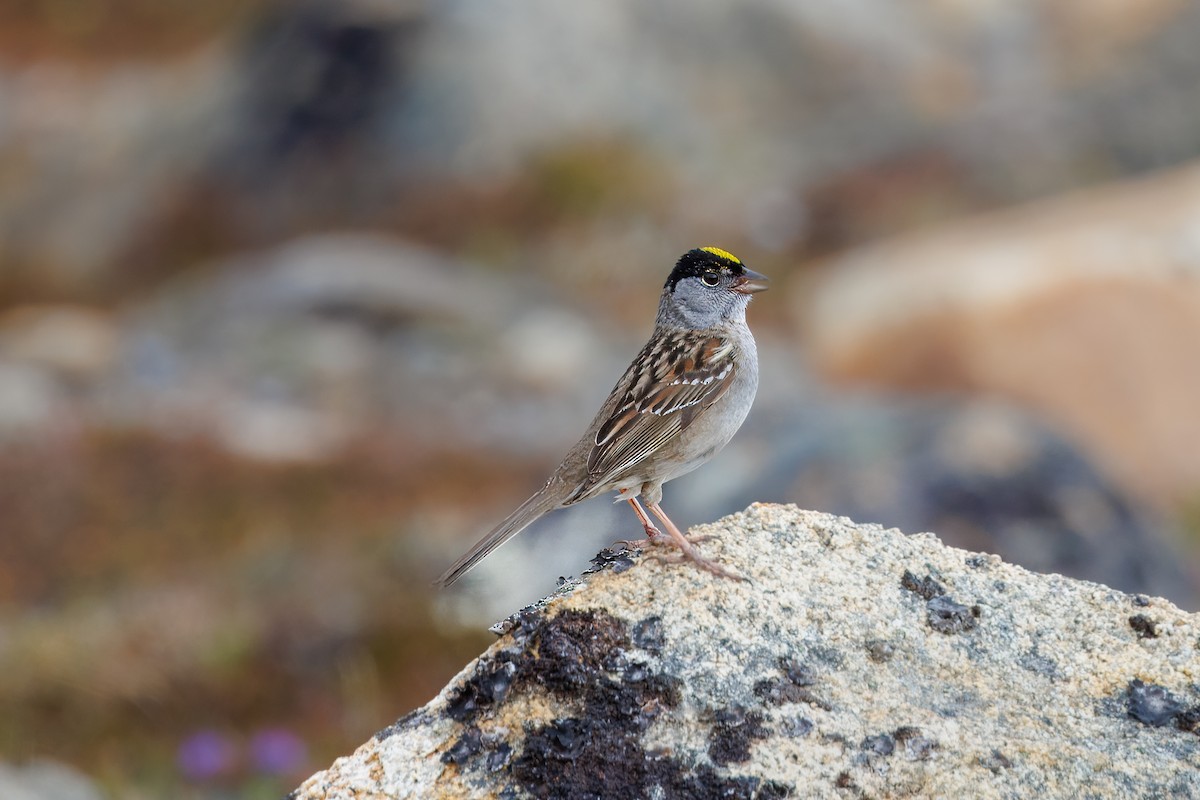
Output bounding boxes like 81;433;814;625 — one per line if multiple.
701;272;720;287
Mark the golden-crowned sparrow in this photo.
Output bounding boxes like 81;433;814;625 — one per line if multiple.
436;247;767;586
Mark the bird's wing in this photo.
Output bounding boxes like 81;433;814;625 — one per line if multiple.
581;332;737;491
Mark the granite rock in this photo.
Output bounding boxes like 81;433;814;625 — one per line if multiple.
294;505;1200;799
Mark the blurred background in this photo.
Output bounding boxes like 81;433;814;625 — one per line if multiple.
2;0;1200;796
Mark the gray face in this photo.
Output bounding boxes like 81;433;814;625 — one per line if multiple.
657;272;751;330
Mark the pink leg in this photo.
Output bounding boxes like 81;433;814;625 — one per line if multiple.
613;497;666;549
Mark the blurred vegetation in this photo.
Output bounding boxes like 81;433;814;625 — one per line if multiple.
0;431;499;796
0;0;263;62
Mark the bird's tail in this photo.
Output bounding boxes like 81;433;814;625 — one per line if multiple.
434;488;560;587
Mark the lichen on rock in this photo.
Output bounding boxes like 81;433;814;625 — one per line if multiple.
293;505;1200;799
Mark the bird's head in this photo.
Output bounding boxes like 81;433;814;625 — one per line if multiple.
659;247;768;329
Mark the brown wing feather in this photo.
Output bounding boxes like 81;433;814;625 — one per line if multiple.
583;333;736;490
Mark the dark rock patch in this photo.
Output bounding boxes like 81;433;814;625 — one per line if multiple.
632;616;665;653
756;780;794;799
901;570;946;600
708;707;769;766
900;570;980;634
1126;679;1188;728
894;726;939;760
781;656;817;685
1175;707;1200;734
978;749;1013;773
754;657;829;710
514;711;789;800
489;605;548;638
589;546;637;573
375;707;429;741
779;716;814;738
519;608;629;693
444;657;518;723
926;595;980;634
861;733;895;757
865;639;895;663
1017;649;1060;680
805;646;846;670
1128;614;1159;639
441;726;483;765
487;742;512;772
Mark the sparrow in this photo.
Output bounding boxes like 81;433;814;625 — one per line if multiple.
436;247;767;586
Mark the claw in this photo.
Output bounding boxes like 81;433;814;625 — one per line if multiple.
613;525;667;551
646;501;746;582
690;554;748;582
644;548;745;581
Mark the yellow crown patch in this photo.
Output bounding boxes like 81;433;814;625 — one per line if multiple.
700;246;742;265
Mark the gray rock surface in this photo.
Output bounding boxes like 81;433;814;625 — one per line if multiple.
295;505;1200;799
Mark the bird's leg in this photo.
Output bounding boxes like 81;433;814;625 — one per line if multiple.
646;501;745;581
613;496;667;549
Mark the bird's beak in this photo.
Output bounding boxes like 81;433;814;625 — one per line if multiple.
732;268;769;294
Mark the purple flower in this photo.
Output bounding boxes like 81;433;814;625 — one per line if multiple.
249;728;307;775
178;730;237;781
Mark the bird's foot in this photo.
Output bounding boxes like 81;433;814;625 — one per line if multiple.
613;523;668;551
644;545;746;582
617;497;743;580
644;526;744;581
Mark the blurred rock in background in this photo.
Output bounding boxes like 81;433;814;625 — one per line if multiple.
0;760;101;800
2;0;1199;797
800;163;1200;510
